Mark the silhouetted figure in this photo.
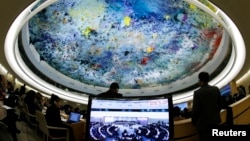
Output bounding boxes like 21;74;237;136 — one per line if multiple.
0;91;20;141
181;108;191;119
191;72;222;141
34;92;45;112
173;106;185;121
45;94;74;140
24;90;37;115
18;84;26;97
239;85;246;95
73;107;80;113
237;86;246;100
63;104;73;115
46;94;65;128
97;82;123;98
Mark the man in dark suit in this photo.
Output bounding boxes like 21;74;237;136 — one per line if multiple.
97;82;123;98
191;72;222;141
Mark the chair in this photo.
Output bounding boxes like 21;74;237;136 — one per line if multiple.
17;96;24;113
17;96;25;125
0;122;13;141
35;110;69;141
23;103;38;134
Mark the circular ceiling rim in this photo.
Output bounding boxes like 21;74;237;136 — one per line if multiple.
4;0;245;104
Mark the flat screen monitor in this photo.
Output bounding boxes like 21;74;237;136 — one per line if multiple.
220;84;231;96
68;112;81;123
85;95;174;141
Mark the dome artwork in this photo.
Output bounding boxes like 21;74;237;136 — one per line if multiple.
27;0;226;93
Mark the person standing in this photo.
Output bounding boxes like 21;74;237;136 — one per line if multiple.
97;82;123;98
191;72;222;141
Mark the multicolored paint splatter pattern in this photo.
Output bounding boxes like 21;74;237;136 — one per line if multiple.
28;0;223;89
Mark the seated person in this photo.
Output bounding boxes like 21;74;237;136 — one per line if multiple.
23;90;37;123
4;82;19;108
73;107;80;114
0;91;20;141
173;106;185;121
34;92;45;112
45;94;74;139
24;90;37;115
181;107;191;118
63;104;73;115
46;94;66;127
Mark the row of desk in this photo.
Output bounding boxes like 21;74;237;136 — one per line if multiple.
60;113;86;141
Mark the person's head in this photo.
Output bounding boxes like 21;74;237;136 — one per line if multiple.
24;90;36;104
36;92;43;101
173;106;181;117
49;94;61;108
74;107;80;113
198;72;209;86
109;82;119;93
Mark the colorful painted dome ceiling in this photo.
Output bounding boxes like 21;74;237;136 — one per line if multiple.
27;0;228;93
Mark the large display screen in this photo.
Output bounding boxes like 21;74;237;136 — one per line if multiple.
85;95;174;141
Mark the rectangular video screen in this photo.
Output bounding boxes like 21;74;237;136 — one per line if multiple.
86;95;173;141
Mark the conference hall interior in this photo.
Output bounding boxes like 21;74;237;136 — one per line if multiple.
1;0;250;141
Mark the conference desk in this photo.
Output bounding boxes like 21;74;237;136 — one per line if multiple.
61;113;86;141
63;120;85;141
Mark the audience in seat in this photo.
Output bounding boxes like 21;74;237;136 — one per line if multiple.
34;92;45;112
231;85;247;103
46;94;65;128
73;107;80;114
237;86;246;100
43;97;49;107
4;81;19;108
237;85;246;96
181;108;191;119
0;91;20;141
17;84;26;97
63;104;73;115
173;106;185;121
24;90;37;115
45;94;74;139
